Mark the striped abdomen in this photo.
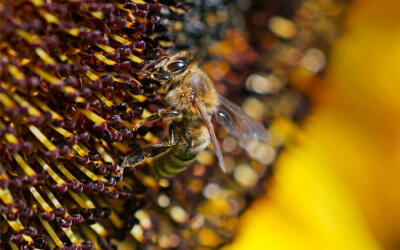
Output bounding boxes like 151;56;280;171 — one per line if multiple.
153;122;210;177
153;151;196;177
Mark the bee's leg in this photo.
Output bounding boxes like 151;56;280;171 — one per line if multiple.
120;124;176;178
146;109;181;122
121;144;172;169
134;109;181;131
168;122;176;145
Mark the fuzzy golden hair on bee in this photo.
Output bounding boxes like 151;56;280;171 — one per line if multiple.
165;65;220;117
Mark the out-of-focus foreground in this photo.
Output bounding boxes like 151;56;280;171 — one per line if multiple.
227;0;400;249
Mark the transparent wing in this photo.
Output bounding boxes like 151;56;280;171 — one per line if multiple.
214;95;269;148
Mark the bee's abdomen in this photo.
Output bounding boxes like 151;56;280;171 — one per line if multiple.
153;151;196;177
153;122;210;177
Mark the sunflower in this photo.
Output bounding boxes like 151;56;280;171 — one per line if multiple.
227;0;400;249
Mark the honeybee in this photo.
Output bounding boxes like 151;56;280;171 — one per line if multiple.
122;51;269;177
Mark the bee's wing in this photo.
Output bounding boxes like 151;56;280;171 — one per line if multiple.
214;95;269;148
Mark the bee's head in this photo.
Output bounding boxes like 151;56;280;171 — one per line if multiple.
151;51;194;88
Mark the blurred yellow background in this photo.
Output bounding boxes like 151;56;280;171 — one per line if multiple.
226;0;400;249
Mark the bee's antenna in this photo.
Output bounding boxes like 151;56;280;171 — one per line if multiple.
137;55;170;77
192;96;226;173
144;55;169;71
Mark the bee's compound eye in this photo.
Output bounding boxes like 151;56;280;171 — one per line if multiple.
166;60;187;72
